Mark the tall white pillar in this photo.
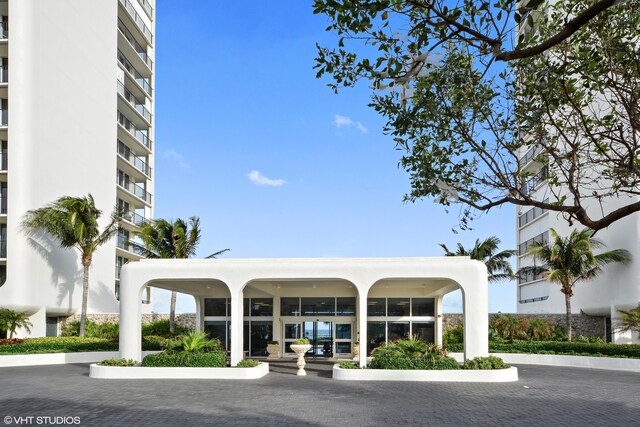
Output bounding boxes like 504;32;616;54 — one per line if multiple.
357;289;368;367
119;273;142;362
194;295;203;332
229;289;244;366
435;295;443;347
462;281;489;360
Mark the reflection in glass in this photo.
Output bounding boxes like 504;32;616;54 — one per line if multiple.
367;321;386;355
388;321;410;341
336;342;352;354
301;297;335;316
204;298;227;316
284;323;300;339
367;298;386;316
336;324;351;339
250;321;273;356
336;297;356;316
250;298;273;316
412;322;435;343
280;297;300;316
387;298;411;316
204;321;227;350
412;298;435;316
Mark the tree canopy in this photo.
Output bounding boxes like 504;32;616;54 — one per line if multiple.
314;0;640;231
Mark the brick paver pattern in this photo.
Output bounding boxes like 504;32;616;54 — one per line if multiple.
0;361;639;426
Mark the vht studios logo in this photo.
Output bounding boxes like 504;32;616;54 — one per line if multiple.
4;416;81;425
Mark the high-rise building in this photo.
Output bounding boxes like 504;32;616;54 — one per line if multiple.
0;0;155;337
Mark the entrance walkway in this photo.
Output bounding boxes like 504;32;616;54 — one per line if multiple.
0;363;638;426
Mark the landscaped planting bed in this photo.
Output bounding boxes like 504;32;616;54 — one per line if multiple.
446;341;640;358
0;337;162;355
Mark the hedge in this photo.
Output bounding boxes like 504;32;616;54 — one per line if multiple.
141;351;226;367
0;337;162;355
446;341;640;358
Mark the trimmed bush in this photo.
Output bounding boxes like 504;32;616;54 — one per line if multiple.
443;324;464;346
444;341;640;358
141;352;226;367
337;361;361;369
142;335;170;348
61;320;119;341
0;337;118;354
462;356;509;370
236;359;259;368
370;337;460;370
0;339;24;345
141;320;190;338
99;358;137;367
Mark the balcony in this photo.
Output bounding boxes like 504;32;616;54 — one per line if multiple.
118;51;152;96
118;110;151;151
519;145;543;168
518;231;549;255
0;21;7;40
0;65;6;84
0;239;5;258
519;165;548;196
119;0;153;45
116;236;146;256
117;140;151;177
117;80;152;124
117;178;152;204
118;18;153;71
137;0;153;19
122;210;150;227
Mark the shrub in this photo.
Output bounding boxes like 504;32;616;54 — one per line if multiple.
236;359;259;368
552;324;568;341
141;351;226;367
462;356;509;370
443;324;464;346
574;335;605;344
267;341;279;345
493;315;529;342
527;319;554;341
370;337;460;370
142;335;170;349
0;338;24;345
486;341;640;358
165;331;222;354
337;361;361;369
61;320;119;341
294;338;310;345
141;320;190;338
98;358;137;367
0;337;118;354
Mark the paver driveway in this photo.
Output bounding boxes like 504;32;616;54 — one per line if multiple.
0;361;638;426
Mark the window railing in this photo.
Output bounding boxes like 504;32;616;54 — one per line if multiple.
119;0;153;44
122;210;150;227
0;66;7;83
518;231;549;255
0;239;5;258
0;152;6;171
518;296;548;304
117;176;152;204
0;22;7;40
137;0;153;19
520;165;548;196
518;198;549;227
118;51;152;96
0;107;7;127
520;145;542;167
518;269;545;284
117;80;152;123
117;140;151;176
116;236;147;256
117;111;151;150
118;18;153;70
0;198;5;214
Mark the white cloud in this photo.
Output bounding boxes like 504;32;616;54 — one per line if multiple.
333;114;368;133
248;170;286;187
164;149;190;169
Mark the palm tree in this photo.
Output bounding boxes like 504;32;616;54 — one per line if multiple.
617;305;640;340
492;314;528;343
0;308;33;339
439;236;516;282
520;228;631;341
22;194;120;337
138;216;229;334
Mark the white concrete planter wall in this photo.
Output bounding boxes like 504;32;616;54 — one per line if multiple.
89;362;269;379
0;351;159;368
333;364;518;382
493;352;640;372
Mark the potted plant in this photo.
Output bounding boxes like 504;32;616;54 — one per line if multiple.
290;338;312;376
266;340;280;360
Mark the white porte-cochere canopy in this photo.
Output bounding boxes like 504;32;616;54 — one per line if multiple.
119;257;489;366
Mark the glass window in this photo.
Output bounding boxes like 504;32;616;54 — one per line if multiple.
250;298;273;316
336;297;356;316
243;298;250;315
367;321;386;355
284;323;300;339
335;342;352;354
412;298;435;316
204;298;227;316
280;297;300;316
388;321;410;341
367;298;386;316
336;324;351;339
249;321;273;357
301;297;335;316
412;322;435;343
243;321;249;353
387;298;410;316
204;321;227;350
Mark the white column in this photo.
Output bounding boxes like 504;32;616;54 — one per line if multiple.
194;296;203;332
229;289;244;366
272;294;281;355
19;307;45;338
358;289;368;367
461;279;489;360
435;295;443;347
119;273;142;362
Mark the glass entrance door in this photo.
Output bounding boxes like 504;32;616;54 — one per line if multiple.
303;321;333;357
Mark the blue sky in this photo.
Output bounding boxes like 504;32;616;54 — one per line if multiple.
151;0;517;314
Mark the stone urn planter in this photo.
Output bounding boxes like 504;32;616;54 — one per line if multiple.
352;342;360;361
290;343;312;376
266;342;280;360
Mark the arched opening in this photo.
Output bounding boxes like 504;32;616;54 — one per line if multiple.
366;278;460;356
242;278;358;359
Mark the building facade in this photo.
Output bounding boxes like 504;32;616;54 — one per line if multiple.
515;150;640;344
0;0;155;337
